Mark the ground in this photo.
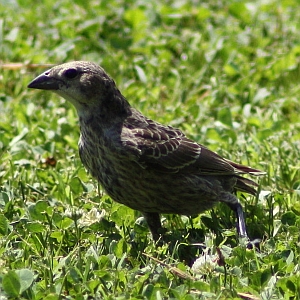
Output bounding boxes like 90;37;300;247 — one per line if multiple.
0;0;300;299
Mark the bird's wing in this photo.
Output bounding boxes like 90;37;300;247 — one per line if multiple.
121;117;236;174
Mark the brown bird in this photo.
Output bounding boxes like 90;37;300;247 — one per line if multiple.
28;61;264;241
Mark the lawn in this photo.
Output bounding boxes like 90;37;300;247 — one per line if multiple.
0;0;300;299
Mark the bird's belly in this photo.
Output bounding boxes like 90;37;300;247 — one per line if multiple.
110;175;219;215
81;152;221;215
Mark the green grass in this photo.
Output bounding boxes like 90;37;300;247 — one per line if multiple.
1;0;300;299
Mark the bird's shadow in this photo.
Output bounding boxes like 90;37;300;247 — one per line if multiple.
128;210;263;267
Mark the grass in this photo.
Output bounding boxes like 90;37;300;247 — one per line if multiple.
1;0;300;299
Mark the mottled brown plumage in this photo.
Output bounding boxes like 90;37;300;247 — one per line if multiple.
28;61;264;241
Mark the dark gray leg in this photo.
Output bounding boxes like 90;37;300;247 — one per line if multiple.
143;212;163;241
226;201;248;239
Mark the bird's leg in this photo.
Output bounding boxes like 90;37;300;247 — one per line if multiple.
142;212;164;242
226;201;248;239
227;201;262;248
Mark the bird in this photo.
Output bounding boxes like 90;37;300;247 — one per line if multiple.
28;61;264;242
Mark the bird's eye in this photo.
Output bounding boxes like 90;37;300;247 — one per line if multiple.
64;68;78;79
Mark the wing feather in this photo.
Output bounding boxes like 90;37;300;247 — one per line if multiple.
121;111;238;174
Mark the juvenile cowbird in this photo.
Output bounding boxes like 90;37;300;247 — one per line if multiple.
28;61;264;241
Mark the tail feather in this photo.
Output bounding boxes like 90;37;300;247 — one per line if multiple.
226;160;265;196
226;159;266;176
235;176;258;196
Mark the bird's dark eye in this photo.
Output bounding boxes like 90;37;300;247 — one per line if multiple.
64;68;78;79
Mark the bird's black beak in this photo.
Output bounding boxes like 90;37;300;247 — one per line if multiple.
28;72;59;90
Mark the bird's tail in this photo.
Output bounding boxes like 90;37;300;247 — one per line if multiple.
235;176;258;196
226;159;266;176
226;160;265;196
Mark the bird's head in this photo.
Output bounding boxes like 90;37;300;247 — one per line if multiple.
28;61;130;121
